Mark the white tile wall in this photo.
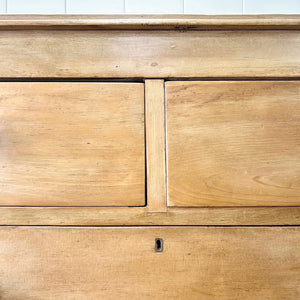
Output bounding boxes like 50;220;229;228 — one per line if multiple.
125;0;183;14
0;0;6;14
67;0;124;14
7;0;65;14
185;0;242;14
0;0;299;15
244;0;300;14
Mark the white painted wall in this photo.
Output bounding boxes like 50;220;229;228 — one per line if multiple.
0;0;300;14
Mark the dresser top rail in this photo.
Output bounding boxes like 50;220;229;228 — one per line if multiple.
0;15;299;30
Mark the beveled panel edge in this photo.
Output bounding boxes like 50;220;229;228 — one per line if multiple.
0;207;299;226
0;15;299;30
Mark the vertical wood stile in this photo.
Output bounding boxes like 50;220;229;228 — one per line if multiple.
145;80;167;212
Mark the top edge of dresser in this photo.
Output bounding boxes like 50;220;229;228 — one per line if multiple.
0;15;299;30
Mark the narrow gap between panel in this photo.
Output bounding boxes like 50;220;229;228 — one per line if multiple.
0;78;145;82
165;77;300;81
0;225;298;228
164;80;169;208
144;80;148;207
2;29;300;32
1;205;299;208
0;205;146;208
0;77;300;82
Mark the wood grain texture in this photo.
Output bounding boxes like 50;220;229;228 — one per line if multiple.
0;30;300;78
0;15;300;30
145;80;167;212
0;82;145;206
0;226;299;299
0;207;299;225
166;81;300;207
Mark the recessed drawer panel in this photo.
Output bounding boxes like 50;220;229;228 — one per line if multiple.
0;226;299;299
166;81;300;207
0;83;145;206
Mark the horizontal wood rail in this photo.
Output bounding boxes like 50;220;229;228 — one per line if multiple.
0;15;299;30
0;207;299;226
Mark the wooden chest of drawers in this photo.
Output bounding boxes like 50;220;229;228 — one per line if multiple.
0;15;299;299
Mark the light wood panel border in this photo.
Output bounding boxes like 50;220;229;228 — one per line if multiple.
0;15;299;30
0;207;299;225
145;80;167;212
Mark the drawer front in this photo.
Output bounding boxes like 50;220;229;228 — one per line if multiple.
166;81;300;207
0;83;145;206
0;226;299;299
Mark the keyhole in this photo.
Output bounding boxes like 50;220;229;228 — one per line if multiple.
155;238;163;252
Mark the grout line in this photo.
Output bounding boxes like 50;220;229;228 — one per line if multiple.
183;0;185;14
5;0;7;14
242;0;245;14
65;0;67;14
124;0;126;14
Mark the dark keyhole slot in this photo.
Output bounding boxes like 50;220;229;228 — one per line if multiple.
155;238;163;252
